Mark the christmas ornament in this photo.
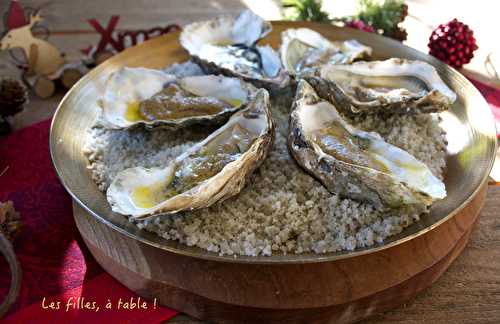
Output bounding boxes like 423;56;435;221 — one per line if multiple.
4;0;28;30
0;2;88;98
0;199;22;319
428;19;478;69
344;19;375;33
0;77;28;135
0;117;11;136
0;10;65;76
0;77;28;117
0;200;21;241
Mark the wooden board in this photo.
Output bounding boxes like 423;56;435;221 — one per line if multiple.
73;184;486;323
366;186;500;323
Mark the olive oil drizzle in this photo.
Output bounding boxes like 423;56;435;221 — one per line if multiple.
311;121;389;173
131;123;257;208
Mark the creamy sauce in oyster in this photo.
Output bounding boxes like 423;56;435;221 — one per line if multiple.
131;123;256;208
140;83;236;121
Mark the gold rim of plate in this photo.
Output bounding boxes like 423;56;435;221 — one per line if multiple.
50;21;498;264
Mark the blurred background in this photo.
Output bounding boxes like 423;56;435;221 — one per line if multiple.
0;0;498;85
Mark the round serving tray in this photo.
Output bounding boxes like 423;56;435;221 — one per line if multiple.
51;22;497;323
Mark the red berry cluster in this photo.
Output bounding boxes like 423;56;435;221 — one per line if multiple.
428;19;478;69
345;20;375;33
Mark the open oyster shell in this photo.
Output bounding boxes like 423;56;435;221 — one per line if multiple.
304;58;457;115
107;89;274;218
280;28;372;76
100;67;257;130
288;79;446;212
180;10;289;90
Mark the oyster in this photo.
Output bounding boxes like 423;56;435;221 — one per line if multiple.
304;58;457;115
280;28;372;75
100;67;257;129
288;80;446;211
107;89;274;218
180;10;289;90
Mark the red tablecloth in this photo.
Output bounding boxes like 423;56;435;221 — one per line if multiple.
0;119;177;323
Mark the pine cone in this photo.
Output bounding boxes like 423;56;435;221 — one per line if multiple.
385;27;408;42
0;201;22;241
400;4;408;22
0;78;28;118
0;116;12;136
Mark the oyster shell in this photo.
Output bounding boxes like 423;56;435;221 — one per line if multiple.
180;10;289;90
100;67;257;130
107;89;274;218
280;28;372;75
304;58;457;115
288;79;446;211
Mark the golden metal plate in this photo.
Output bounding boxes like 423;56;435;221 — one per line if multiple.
50;22;497;263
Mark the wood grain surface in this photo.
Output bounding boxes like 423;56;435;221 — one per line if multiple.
73;183;487;323
163;186;500;323
3;0;500;322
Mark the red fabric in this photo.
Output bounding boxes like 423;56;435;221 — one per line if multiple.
469;78;500;137
0;119;177;323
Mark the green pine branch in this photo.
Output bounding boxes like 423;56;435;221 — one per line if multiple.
281;0;407;40
355;0;406;33
282;0;330;22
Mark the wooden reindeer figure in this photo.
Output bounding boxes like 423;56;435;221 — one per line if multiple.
0;11;65;76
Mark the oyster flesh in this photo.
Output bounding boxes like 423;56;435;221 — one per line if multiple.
280;28;372;75
304;58;457;115
100;67;257;130
180;10;289;90
288;79;446;211
107;89;274;218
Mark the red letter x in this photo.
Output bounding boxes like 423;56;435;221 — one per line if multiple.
88;15;123;52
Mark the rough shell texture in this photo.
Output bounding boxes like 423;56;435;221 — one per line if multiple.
304;58;457;115
107;89;275;219
180;10;272;52
191;55;290;93
280;28;372;75
288;80;445;213
180;10;290;91
100;67;257;130
173;75;259;129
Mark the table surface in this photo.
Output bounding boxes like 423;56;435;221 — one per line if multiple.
1;0;499;323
